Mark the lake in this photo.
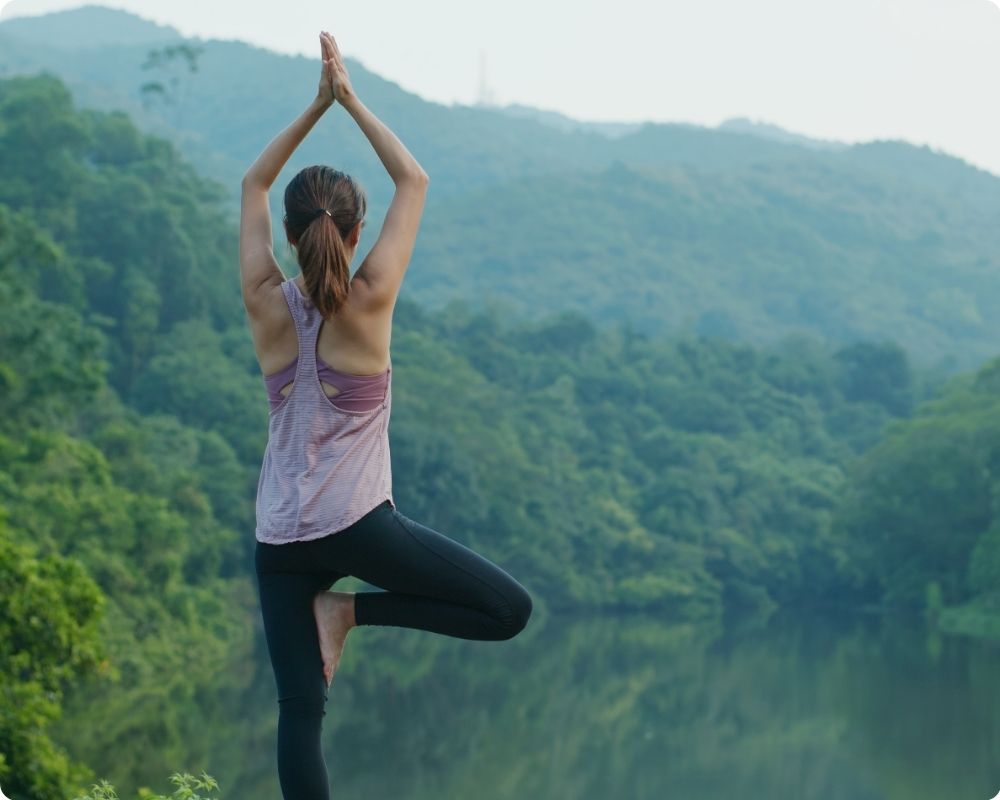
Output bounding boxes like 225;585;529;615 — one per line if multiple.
53;605;1000;800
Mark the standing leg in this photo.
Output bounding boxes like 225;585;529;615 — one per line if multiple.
255;543;344;800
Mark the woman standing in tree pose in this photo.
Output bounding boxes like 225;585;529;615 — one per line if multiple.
240;30;533;800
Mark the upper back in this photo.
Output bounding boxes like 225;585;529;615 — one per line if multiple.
248;275;392;379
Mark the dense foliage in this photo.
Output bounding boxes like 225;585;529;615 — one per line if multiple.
413;152;1000;372
833;358;1000;624
0;76;253;797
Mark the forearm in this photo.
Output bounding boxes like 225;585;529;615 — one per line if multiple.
243;96;333;187
340;93;427;184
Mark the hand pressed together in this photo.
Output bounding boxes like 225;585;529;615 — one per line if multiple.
316;30;355;106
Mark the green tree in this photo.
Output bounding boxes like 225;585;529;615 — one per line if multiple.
0;511;107;800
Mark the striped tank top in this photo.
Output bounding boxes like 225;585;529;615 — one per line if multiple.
255;278;395;544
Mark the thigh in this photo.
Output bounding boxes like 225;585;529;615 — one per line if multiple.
336;505;529;618
254;501;396;582
255;565;337;702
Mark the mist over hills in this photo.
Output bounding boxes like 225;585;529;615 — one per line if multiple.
716;118;846;151
0;6;826;197
492;103;643;138
2;4;999;372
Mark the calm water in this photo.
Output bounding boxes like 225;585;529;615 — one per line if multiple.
54;605;1000;800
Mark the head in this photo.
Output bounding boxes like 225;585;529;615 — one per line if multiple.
282;165;367;318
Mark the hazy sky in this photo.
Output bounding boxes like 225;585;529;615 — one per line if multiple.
3;0;1000;176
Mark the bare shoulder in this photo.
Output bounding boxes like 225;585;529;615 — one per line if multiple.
244;275;392;372
344;275;394;349
245;277;289;326
348;271;394;314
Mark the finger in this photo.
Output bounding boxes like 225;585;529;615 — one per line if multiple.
322;32;339;64
322;34;344;71
328;33;343;60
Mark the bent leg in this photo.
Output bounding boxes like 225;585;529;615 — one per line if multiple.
329;505;533;641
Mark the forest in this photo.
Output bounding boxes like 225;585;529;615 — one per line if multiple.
2;62;1000;798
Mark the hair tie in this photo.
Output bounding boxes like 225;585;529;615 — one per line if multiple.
312;208;333;220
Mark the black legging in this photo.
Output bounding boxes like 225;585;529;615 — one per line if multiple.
254;499;533;800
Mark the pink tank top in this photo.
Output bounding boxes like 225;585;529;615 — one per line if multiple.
255;278;395;544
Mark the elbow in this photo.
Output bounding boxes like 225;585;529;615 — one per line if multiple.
399;168;429;187
241;172;268;190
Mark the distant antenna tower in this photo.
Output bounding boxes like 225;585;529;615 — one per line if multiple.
476;49;497;107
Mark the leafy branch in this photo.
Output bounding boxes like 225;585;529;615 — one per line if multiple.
73;771;220;800
138;44;204;125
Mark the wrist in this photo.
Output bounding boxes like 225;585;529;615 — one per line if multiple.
339;91;360;112
313;95;335;112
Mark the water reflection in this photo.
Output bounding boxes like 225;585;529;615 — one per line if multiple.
54;606;1000;799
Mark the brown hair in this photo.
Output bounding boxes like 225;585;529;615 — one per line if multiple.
283;165;366;318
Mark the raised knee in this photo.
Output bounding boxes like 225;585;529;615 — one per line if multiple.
500;583;532;639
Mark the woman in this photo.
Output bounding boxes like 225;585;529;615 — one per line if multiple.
239;30;533;800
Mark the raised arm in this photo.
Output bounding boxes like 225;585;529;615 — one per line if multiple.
345;95;428;310
320;32;429;312
240;33;335;307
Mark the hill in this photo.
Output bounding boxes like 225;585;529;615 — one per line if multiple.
2;5;999;371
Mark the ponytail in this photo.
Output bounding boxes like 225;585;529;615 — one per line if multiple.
297;208;349;318
283;166;367;320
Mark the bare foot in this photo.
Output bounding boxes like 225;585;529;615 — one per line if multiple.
312;590;356;688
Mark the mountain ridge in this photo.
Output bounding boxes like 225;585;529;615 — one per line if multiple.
0;3;183;47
